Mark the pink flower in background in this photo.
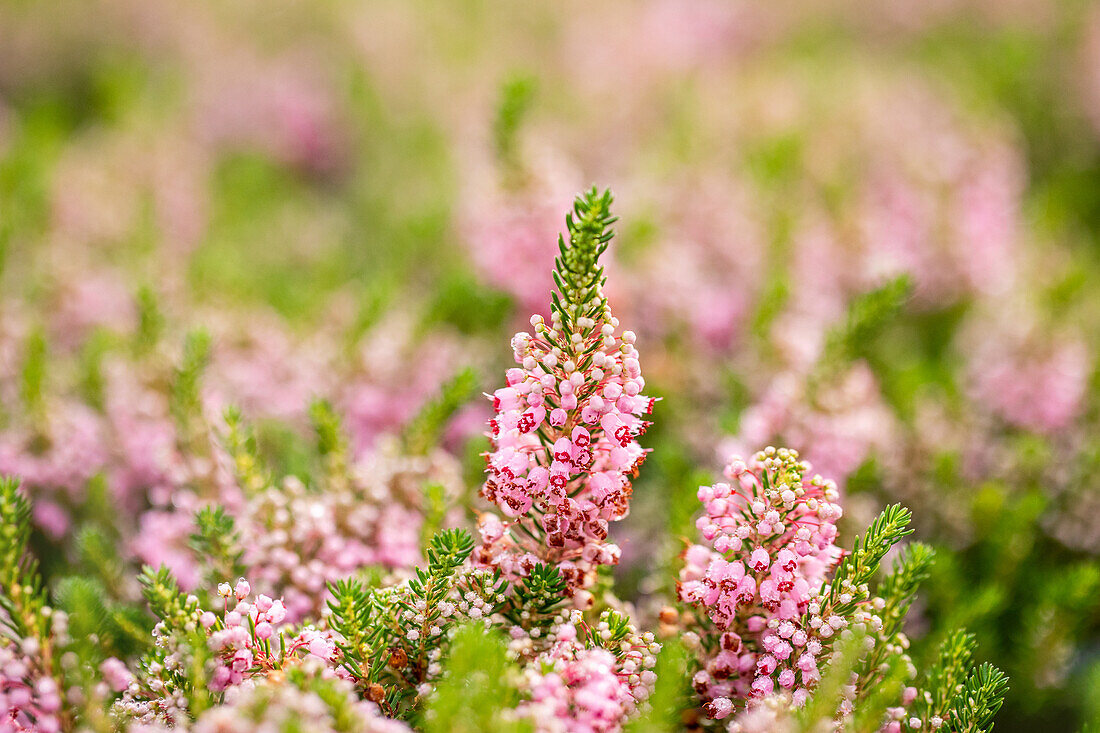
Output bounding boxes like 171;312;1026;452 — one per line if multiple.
190;48;348;177
726;363;896;486
459;144;581;315
622;175;765;353
968;314;1091;434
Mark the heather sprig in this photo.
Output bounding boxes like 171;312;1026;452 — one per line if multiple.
0;475;71;732
817;275;912;369
170;329;213;439
875;542;935;641
502;562;567;630
312;397;352;486
493;74;537;185
855;542;935;692
327;576;375;680
478;187;653;597
190;505;246;594
0;476;47;641
911;630;979;728
819;503;914;619
947;663;1009;733
357;529;506;717
20;327;48;425
137;564;202;632
222;406;269;495
550;186;617;329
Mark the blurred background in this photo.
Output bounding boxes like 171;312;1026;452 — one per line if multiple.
1;1;1100;729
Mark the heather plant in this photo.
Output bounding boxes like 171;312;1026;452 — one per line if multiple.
0;193;1016;733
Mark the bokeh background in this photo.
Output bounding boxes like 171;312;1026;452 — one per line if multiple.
1;1;1099;729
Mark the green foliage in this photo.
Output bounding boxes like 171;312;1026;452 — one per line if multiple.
421;624;530;733
355;528;504;717
856;542;935;694
584;609;635;653
916;630;979;725
551;187;617;329
0;480;43;641
138;564;200;631
190;505;245;591
402;367;479;456
78;329;113;412
823;504;914;617
810;275;912;394
74;521;130;598
222;406;270;495
422;272;513;336
416;529;477;599
878;542;935;640
20;326;48;420
134;284;165;355
0;476;48;641
311;397;350;483
503;563;566;629
494;74;537;178
328;577;375;680
948;663;1010;733
55;575;149;662
825;275;912;362
170;329;212;436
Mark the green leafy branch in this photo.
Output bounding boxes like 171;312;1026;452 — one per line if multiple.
948;663;1009;733
821;504;914;618
0;476;49;642
551;187;617;330
502;563;566;630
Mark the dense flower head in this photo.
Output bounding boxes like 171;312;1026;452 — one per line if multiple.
476;190;654;596
679;447;847;712
513;610;660;733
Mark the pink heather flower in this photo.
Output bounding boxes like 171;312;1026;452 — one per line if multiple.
967;313;1090;434
100;657;135;693
458;143;581;315
187;663;410;733
618;174;765;354
514;612;659;732
679;447;844;715
477;307;654;593
0;636;65;731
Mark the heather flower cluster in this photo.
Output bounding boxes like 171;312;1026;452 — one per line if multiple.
678;448;845;709
0;190;1015;733
514;611;660;732
0;635;65;733
477;189;654;598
